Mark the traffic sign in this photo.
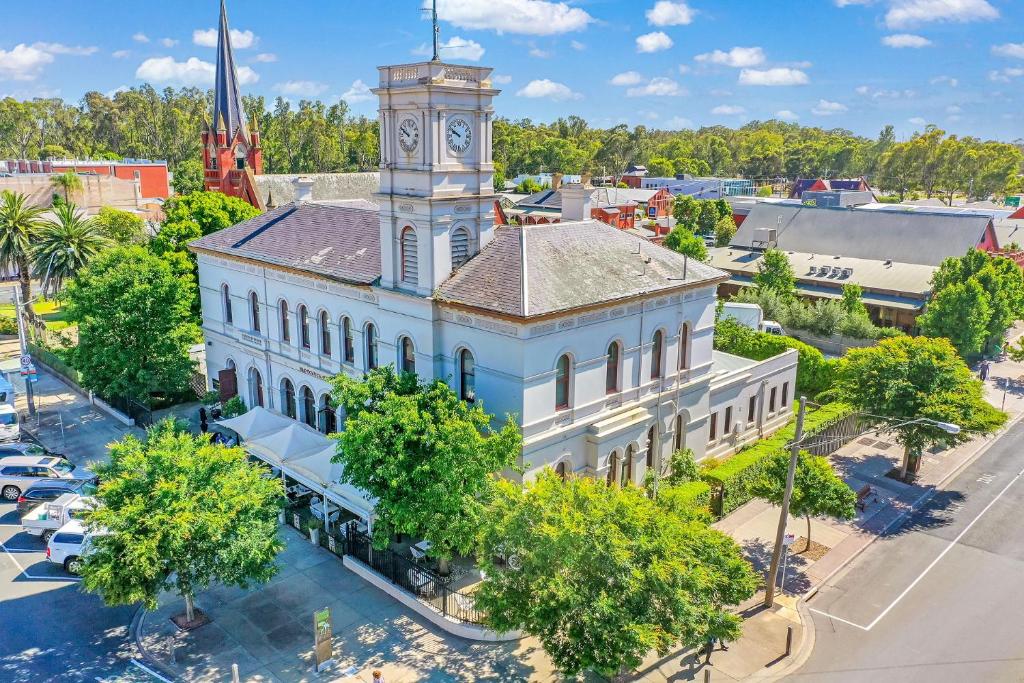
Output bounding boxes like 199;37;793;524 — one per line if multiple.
783;533;796;546
20;355;30;369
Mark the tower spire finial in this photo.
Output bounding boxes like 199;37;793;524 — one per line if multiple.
431;0;440;62
212;0;249;142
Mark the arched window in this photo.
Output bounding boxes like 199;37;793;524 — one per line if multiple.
621;445;634;486
249;292;260;333
607;451;619;486
222;285;233;325
605;341;620;394
301;386;316;428
298;305;310;350
342;317;355;363
651;330;663;379
319;311;331;357
555;461;568;481
459;349;476;403
451;227;470;269
401;227;418;283
248;367;264;407
673;414;684;452
319;394;337;434
400;336;415;375
280;378;296;419
279;300;290;343
646;426;656;468
555;354;571;411
679;323;690;370
365;323;378;370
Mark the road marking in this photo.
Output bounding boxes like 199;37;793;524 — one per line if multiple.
977;473;997;484
0;540;80;582
811;465;1024;632
130;658;173;682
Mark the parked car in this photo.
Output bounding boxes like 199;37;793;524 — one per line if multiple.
0;455;97;501
22;493;98;543
15;478;97;515
0;404;19;442
45;519;106;575
0;441;65;460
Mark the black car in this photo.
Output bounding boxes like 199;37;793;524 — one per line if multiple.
15;478;97;515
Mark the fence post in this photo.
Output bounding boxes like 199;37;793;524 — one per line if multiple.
785;625;793;656
442;584;448;618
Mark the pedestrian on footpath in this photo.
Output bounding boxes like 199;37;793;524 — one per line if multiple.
372;670;385;683
703;634;716;665
980;360;991;382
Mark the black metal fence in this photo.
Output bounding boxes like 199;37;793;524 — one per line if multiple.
343;524;485;625
105;395;154;427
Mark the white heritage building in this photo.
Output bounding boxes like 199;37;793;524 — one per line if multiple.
191;59;797;486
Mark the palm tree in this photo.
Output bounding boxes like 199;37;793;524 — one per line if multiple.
0;191;46;312
50;171;83;205
31;202;111;297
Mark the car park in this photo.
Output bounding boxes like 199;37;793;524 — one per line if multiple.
22;493;98;543
15;478;97;515
0;455;97;501
45;519;106;575
0;440;65;459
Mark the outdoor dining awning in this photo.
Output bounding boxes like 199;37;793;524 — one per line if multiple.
217;406;293;441
246;421;328;465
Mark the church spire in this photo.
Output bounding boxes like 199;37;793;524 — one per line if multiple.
212;0;249;143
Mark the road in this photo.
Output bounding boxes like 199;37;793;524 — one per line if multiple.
792;418;1024;682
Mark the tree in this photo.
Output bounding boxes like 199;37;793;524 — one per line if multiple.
833;336;1006;479
665;448;699;486
63;246;199;401
753;451;856;552
754;249;796;298
646;155;675;178
663;226;708;262
331;367;521;572
49;170;83;204
82;420;283;623
474;472;757;677
714;214;737;247
918;279;991;358
152;191;261;257
95;206;146;245
0;190;46;312
840;283;868;318
170;158;205;196
31;202;111;296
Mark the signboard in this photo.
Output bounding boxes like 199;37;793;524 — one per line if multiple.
313;607;333;672
327;534;336;554
292;513;301;529
20;355;30;371
782;533;796;546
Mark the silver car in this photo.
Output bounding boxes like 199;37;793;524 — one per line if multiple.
0;455;97;501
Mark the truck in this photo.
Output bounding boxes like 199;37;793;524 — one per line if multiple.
21;493;98;543
721;302;786;336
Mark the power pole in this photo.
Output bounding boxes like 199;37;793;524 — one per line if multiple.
13;286;36;416
431;0;440;62
764;395;806;607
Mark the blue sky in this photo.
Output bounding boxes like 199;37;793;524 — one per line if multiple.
2;0;1022;141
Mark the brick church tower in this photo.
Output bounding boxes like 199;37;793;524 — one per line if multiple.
201;1;264;209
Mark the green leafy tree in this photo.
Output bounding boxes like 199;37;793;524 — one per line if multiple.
50;170;83;204
753;451;856;551
331;367;522;572
832;336;1006;478
515;177;543;194
714;214;737;247
474;472;757;677
95;206;147;245
672;194;700;229
756;185;773;197
663;226;708;262
0;190;46;311
31;202;111;295
63;246;199;401
754;248;797;299
918;279;991;358
665;448;699;486
170;158;205;195
152;191;260;257
840;283;868;318
646;155;675;178
82;420;283;623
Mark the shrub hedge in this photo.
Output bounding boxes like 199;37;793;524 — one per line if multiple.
714;318;835;397
28;341;83;386
700;402;856;517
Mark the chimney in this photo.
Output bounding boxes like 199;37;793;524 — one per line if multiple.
292;176;315;202
561;182;593;222
551;172;563;190
581;172;592;188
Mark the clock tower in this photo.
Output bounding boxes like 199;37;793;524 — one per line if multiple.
373;62;499;295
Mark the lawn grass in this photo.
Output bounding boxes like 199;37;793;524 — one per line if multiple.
0;299;72;331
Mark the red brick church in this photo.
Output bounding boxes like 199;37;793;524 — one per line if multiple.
201;1;264;209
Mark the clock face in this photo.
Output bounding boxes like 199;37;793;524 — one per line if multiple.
398;117;419;153
446;117;473;154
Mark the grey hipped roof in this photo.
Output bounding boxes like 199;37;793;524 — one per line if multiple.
212;0;249;142
436;220;726;318
732;203;992;267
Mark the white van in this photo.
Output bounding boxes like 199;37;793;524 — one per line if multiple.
0;405;20;442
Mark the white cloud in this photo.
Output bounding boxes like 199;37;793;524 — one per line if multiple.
491;73;513;84
132;33;150;43
885;0;998;29
712;104;745;115
570;40;586;51
609;70;645;86
31;42;99;56
812;99;848;115
776;109;799;121
431;0;592;36
627;77;685;97
908;116;927;126
159;38;178;48
882;33;932;48
254;53;277;63
664;115;693;129
738;67;808;86
134;56;259;86
413;36;485;61
105;85;128;98
273;80;329;96
528;46;551;58
678;64;691;74
193;27;258;49
112;50;131;59
636;31;673;53
855;85;870;95
834;0;874;5
695;46;765;68
516;78;581;100
0;44;54;81
989;67;1024;82
646;1;695;26
930;74;958;86
342;79;373;103
992;43;1024;59
945;104;962;114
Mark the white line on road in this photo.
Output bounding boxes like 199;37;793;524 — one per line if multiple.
130;658;173;682
0;540;80;582
811;465;1024;632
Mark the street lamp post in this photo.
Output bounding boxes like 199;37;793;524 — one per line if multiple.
13;286;36;416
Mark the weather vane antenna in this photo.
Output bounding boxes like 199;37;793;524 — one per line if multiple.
431;0;440;61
